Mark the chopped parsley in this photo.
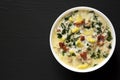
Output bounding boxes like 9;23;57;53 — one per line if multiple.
87;47;91;51
108;44;112;49
62;29;66;34
97;27;102;34
106;31;112;41
57;33;62;38
103;54;108;58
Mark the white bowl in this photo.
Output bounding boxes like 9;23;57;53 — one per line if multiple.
50;6;116;73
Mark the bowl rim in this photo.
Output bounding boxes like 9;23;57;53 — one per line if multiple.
49;6;116;73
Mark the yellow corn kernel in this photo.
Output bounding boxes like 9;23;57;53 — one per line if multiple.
69;17;73;22
75;15;83;23
69;49;74;54
71;27;80;33
87;36;96;43
76;39;84;47
83;29;93;36
78;63;89;69
60;35;66;42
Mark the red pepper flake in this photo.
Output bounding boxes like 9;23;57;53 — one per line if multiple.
80;52;87;60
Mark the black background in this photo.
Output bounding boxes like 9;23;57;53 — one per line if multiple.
0;0;120;80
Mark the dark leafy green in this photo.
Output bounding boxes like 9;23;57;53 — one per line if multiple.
74;10;78;13
106;31;112;41
61;23;66;28
97;27;102;34
91;52;96;58
57;33;62;38
87;47;91;51
62;29;66;34
103;54;108;58
64;15;71;21
108;44;112;49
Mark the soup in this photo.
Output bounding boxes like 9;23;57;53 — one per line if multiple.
51;10;113;69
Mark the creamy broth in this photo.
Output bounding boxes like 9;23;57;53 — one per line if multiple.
51;10;112;69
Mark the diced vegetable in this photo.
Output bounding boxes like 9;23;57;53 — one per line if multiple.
83;29;94;36
80;36;85;41
97;35;105;46
69;17;74;22
76;39;84;47
78;63;88;69
71;27;80;33
87;36;96;43
80;52;87;60
59;42;68;52
97;34;105;41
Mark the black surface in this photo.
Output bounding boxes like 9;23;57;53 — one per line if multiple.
0;0;120;80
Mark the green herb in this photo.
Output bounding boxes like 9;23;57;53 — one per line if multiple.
103;54;108;58
93;15;98;20
96;22;102;26
76;31;81;34
68;23;72;27
73;41;76;46
66;34;73;43
61;23;66;28
70;39;74;42
64;15;71;21
108;44;112;49
97;27;102;34
84;25;91;29
87;47;91;51
89;11;98;20
97;49;101;53
87;43;90;46
91;52;96;58
91;22;94;27
77;50;81;53
62;29;66;34
66;34;72;41
96;53;100;58
62;51;66;56
68;44;72;47
66;40;70;43
93;64;97;66
89;11;95;13
57;33;62;38
71;53;76;56
106;31;112;41
74;10;78;13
